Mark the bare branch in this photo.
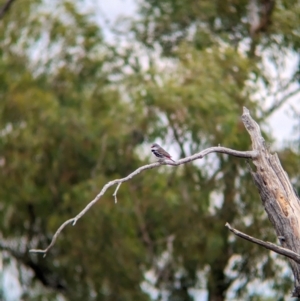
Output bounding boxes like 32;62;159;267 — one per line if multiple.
29;146;257;255
225;223;300;264
30;161;162;255
265;87;300;117
0;0;16;20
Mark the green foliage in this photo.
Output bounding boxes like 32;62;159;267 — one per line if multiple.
133;0;300;56
0;0;299;301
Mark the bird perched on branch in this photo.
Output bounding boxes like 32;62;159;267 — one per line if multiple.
151;143;175;162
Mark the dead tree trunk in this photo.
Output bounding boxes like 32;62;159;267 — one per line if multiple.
227;107;300;297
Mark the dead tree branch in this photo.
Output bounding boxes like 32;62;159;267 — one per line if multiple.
225;223;300;264
29;146;257;255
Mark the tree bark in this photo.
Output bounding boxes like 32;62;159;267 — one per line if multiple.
239;107;300;297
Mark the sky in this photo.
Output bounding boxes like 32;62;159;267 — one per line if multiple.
98;0;136;21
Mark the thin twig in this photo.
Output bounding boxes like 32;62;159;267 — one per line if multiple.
113;182;122;203
29;146;257;255
225;223;300;264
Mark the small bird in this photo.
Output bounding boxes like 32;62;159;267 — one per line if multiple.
151;143;175;162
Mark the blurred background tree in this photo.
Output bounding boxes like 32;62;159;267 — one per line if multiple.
0;0;299;301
